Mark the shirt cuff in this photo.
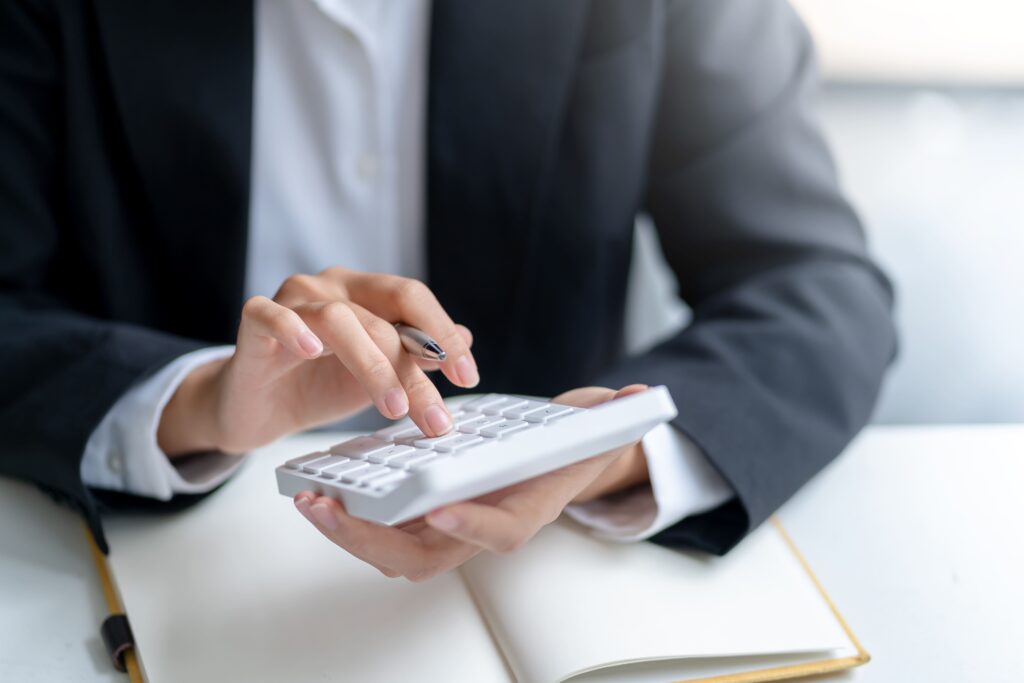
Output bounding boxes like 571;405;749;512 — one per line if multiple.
80;346;244;500
564;422;734;542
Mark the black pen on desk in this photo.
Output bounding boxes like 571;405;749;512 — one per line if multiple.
395;324;447;361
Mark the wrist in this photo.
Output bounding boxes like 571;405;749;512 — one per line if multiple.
573;441;651;503
157;358;226;457
610;442;651;493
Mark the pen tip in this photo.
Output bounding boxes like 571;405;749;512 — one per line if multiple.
424;342;446;362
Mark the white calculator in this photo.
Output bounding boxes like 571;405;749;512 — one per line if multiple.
275;386;678;525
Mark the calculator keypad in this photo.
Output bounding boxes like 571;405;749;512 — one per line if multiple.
285;395;584;494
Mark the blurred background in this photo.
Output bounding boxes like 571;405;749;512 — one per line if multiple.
626;0;1024;424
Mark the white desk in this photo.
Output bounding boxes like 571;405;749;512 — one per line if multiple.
1;425;1021;682
0;478;123;682
775;425;1024;682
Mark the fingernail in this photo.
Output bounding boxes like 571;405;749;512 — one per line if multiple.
310;502;338;531
384;388;409;418
294;494;314;522
428;510;460;532
454;356;479;388
424;404;452;435
298;331;323;357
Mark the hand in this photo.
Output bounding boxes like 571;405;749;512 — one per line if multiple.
293;385;652;581
157;267;479;455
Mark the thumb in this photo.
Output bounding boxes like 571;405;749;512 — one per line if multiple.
613;383;649;400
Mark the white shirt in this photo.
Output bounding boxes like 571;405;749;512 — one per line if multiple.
81;0;732;541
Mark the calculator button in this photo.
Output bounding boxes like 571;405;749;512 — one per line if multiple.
330;436;393;458
389;449;441;469
452;411;484;427
373;421;420;442
409;454;452;472
284;452;331;470
482;398;529;415
395;428;464;446
433;434;485;452
457;415;505;434
479;419;530;438
345;464;391;484
458;394;507;412
320;459;371;479
301;455;350;474
366;444;417;464
393;430;429;445
370;470;409;490
522;404;575;423
502;400;550;419
411;432;463;449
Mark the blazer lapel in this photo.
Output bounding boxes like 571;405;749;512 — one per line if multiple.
426;0;589;373
92;0;254;339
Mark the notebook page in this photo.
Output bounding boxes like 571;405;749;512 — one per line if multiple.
564;650;861;683
104;434;511;683
459;519;850;683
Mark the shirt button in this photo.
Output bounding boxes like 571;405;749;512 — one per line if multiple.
356;154;378;180
108;453;123;474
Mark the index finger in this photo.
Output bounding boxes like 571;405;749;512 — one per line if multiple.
347;275;479;390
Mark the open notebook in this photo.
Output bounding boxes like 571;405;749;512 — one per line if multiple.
100;434;867;682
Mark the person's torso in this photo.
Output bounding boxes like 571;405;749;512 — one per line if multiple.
54;0;665;395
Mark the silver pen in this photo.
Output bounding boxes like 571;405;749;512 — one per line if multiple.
395;324;447;362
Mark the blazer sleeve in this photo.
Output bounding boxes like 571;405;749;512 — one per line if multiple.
0;0;205;551
595;0;898;554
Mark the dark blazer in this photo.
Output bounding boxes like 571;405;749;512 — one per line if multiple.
0;0;896;554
